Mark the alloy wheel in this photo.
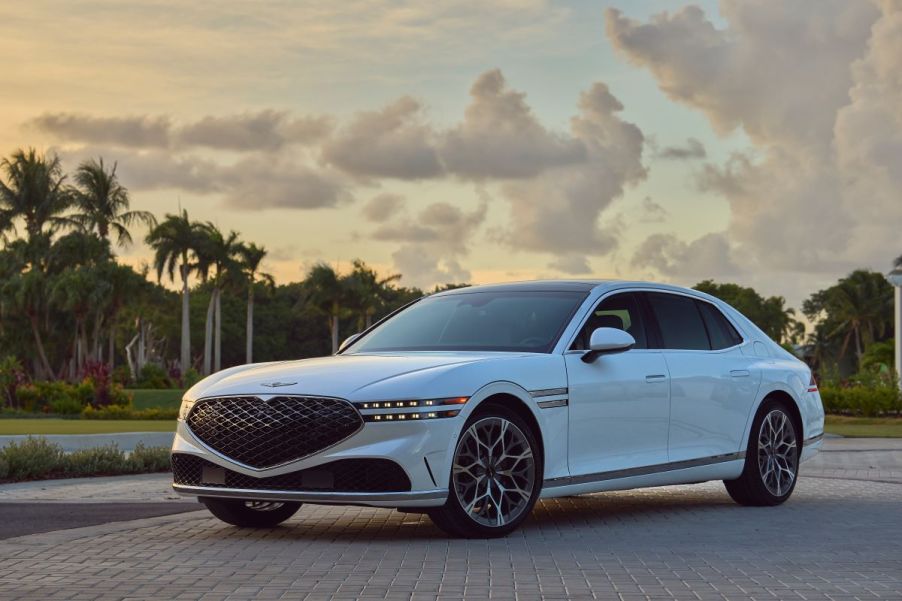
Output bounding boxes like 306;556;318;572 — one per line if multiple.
451;416;536;528
757;409;798;496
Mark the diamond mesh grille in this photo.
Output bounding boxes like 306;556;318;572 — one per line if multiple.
186;396;363;468
171;454;411;493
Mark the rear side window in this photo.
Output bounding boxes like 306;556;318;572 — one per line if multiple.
697;302;743;349
646;293;710;351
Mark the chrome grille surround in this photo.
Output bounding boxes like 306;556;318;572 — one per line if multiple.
185;395;363;470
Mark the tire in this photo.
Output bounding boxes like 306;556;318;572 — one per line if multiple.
724;399;801;506
428;403;542;538
200;497;301;527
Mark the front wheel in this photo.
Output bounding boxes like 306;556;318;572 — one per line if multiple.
724;400;800;506
200;497;301;527
428;404;542;538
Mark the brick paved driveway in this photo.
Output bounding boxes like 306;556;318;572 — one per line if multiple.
1;473;900;601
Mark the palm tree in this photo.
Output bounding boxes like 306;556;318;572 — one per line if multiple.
238;243;273;364
345;259;401;330
825;270;894;361
145;210;203;374
0;148;73;243
303;263;351;354
72;158;155;246
195;224;241;373
2;269;54;379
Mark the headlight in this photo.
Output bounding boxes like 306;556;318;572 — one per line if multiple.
354;397;468;422
178;399;196;420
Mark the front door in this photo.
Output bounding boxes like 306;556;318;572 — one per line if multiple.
565;292;671;476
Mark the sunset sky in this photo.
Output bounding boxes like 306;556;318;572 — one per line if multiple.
2;0;899;308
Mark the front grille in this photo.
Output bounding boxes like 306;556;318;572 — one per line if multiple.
186;396;363;469
171;454;411;493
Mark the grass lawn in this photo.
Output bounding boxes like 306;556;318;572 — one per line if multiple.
129;389;185;410
0;419;176;435
824;415;902;438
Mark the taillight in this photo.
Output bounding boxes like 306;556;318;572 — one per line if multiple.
807;374;818;393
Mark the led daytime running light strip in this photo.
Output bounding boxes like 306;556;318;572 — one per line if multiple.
364;410;460;422
355;397;468;410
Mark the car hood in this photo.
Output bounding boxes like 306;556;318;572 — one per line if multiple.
184;352;560;402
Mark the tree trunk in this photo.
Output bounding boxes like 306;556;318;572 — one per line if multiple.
108;323;115;370
246;285;254;364
204;289;215;375
29;314;53;380
214;287;222;372
331;314;339;354
180;263;191;374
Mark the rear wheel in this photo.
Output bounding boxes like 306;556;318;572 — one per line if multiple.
428;404;542;538
200;497;301;527
724;399;800;506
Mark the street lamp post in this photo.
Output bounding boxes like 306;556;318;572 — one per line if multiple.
887;267;902;392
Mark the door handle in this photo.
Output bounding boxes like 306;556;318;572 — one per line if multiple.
730;369;750;378
645;374;667;383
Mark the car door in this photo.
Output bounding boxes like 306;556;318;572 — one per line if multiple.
644;292;762;463
564;292;671;476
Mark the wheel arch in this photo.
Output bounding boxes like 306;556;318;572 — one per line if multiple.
743;386;805;449
473;392;546;469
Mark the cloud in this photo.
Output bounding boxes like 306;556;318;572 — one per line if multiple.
321;96;442;180
218;156;351;210
639;196;669;223
632;232;741;279
361;193;405;222
32;110;332;152
369;195;487;288
655;137;705;160
498;81;646;266
548;255;591;274
30;114;171;148
605;0;901;293
440;69;585;179
177;111;332;151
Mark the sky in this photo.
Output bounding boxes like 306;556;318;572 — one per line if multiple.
1;0;900;310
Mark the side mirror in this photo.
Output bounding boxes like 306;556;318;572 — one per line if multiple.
581;327;635;363
338;332;362;353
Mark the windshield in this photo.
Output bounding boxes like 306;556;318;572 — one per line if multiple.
345;290;587;353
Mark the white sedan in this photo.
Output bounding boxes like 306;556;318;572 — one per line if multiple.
172;280;825;537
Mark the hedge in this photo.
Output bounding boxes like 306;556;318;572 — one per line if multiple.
0;437;170;482
819;385;901;417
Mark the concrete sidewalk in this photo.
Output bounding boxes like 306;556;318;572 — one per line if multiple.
0;431;174;452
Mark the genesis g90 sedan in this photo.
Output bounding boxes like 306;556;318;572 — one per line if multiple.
172;280;825;537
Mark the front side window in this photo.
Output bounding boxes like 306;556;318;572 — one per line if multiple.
346;291;587;353
571;292;648;351
646;292;710;351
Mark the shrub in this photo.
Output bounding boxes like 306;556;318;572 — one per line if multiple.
137;364;171;389
80;405;178;420
34;381;77;412
108;384;132;407
182;368;202;389
820;385;901;417
129;443;171;472
0;455;8;480
111;365;132;386
0;356;27;410
73;380;95;407
64;444;130;476
50;395;83;415
15;384;42;412
1;436;65;480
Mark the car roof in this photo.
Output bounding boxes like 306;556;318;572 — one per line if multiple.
430;279;706;297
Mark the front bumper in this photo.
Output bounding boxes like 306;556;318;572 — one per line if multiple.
172;483;447;507
171;411;459;508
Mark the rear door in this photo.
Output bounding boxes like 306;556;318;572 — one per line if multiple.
644;292;761;463
565;292;671;475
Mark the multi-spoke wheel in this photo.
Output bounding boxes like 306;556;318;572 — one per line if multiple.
200;497;301;527
429;404;542;537
725;400;800;506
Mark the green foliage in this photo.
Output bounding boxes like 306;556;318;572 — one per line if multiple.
50;395;83;415
803;269;894;374
137;364;171;389
0;355;25;409
693;280;801;343
65;444;129;476
14;384;42;412
860;340;895;374
80;405;178;420
819;385;901;417
182;368;201;389
0;436;65;480
130;388;184;410
0;436;171;482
